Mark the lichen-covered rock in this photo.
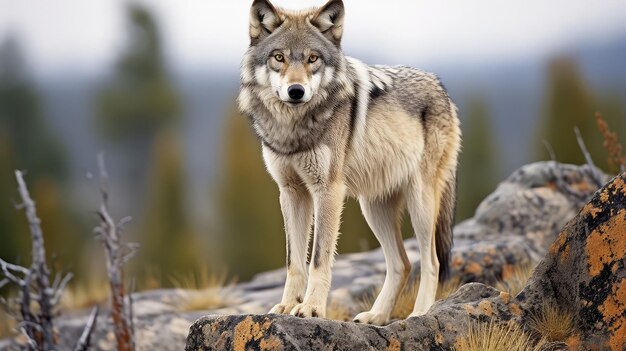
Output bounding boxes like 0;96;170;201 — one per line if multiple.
0;162;609;350
186;172;626;350
520;172;626;350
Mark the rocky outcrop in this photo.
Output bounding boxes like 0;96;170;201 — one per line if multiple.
0;162;613;350
188;170;625;350
522;172;626;349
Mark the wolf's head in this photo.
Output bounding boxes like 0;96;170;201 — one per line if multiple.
241;0;346;109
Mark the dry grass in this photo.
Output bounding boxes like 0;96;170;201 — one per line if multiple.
60;280;111;311
595;112;626;173
0;313;15;339
171;268;235;312
326;300;353;322
495;264;535;296
358;276;463;320
454;320;546;351
528;302;575;342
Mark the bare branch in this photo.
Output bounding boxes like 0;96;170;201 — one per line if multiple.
122;243;140;264
14;170;57;350
0;258;30;276
0;258;29;284
73;307;99;351
93;155;134;351
51;272;73;306
574;127;605;187
117;216;132;229
18;272;38;349
50;273;61;293
127;277;136;347
19;327;38;351
542;140;557;161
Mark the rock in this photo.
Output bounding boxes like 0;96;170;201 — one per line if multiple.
0;162;609;350
520;172;626;350
185;171;625;350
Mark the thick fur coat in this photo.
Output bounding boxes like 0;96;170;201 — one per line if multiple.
238;0;461;325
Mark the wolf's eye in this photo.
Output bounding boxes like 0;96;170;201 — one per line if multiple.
274;54;284;62
308;55;319;63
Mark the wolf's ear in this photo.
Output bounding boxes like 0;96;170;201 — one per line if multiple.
249;0;282;45
311;0;345;46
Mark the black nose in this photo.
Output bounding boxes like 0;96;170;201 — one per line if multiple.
287;84;305;100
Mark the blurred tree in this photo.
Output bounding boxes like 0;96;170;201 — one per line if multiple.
0;134;29;266
218;107;284;280
137;129;202;287
457;96;501;221
0;37;80;269
535;57;595;165
536;56;626;170
0;37;67;181
97;3;180;185
217;107;379;280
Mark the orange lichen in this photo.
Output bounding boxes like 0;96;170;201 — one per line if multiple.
463;304;478;315
501;264;514;281
550;231;568;256
478;300;494;317
599;279;626;351
571;180;594;193
586;209;626;277
566;334;581;349
509;303;522;317
499;291;511;305
385;338;401;351
482;255;493;266
611;177;626;196
582;202;602;219
233;316;276;351
600;189;610;203
434;332;445;345
259;336;282;350
560;244;570;263
452;256;464;268
465;262;482;275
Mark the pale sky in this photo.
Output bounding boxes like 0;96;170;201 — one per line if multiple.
1;0;626;75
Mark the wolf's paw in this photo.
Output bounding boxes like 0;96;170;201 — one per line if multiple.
353;311;389;326
290;303;324;318
269;303;296;315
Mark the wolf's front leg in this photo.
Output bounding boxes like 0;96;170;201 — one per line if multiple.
290;182;345;318
269;184;313;315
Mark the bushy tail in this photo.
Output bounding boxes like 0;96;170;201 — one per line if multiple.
435;171;456;281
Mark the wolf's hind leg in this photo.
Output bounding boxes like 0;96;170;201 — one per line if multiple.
407;178;439;317
269;184;313;315
353;193;410;326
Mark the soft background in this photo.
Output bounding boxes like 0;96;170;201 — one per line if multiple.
0;0;625;314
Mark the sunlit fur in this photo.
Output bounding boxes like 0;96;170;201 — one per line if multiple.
239;0;461;326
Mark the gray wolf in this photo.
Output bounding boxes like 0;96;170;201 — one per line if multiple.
238;0;461;326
